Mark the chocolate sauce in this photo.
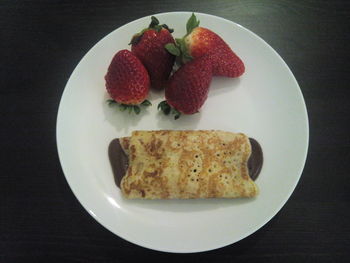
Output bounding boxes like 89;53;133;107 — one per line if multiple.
108;138;128;188
109;137;263;188
248;138;263;181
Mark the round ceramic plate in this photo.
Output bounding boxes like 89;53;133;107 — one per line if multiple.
56;12;308;253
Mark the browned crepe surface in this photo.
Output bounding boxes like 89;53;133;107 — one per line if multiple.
120;130;259;199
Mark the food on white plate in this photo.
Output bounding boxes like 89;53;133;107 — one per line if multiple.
108;130;263;199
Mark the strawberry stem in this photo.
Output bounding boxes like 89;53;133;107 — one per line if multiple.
165;43;180;56
165;13;199;64
171;38;192;64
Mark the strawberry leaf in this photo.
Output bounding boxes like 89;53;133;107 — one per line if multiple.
175;38;192;64
158;101;171;115
107;99;117;106
161;24;174;33
186;13;200;35
182;53;193;63
158;101;182;119
175;38;182;46
174;113;181;120
129;27;149;45
154;25;162;32
157;101;164;110
133;105;141;114
165;43;180;56
149;16;160;28
176;38;187;51
119;104;128;112
177;38;186;54
149;17;174;33
108;100;148;114
129;33;142;45
171;108;181;120
141;100;152;106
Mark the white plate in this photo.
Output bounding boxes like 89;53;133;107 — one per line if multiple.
56;12;308;253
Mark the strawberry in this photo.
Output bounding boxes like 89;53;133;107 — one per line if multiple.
158;55;213;119
130;16;175;90
166;13;245;78
105;49;151;114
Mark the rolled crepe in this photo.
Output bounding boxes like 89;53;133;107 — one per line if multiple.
119;130;259;199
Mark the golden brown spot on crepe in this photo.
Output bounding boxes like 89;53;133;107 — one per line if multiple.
208;175;219;198
144;136;163;159
126;180;144;196
130;145;136;160
143;170;158;177
208;138;215;144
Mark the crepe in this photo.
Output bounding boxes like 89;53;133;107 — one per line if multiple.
120;130;259;199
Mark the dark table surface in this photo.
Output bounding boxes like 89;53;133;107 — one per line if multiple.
1;0;350;262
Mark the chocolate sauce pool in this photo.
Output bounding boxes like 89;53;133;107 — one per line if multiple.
108;138;128;188
109;137;263;188
248;138;264;181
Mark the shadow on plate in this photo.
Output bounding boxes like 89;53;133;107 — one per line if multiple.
102;93;151;132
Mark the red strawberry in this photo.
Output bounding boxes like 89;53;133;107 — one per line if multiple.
166;14;245;78
130;16;175;90
158;55;213;118
105;49;151;113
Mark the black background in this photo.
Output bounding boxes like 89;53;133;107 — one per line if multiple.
1;0;350;262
